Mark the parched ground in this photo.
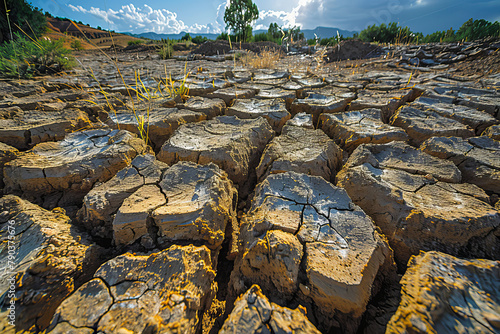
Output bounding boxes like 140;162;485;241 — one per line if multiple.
0;39;499;334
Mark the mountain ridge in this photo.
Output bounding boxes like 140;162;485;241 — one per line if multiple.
125;26;358;41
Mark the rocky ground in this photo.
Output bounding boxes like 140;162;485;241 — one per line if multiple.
0;39;499;334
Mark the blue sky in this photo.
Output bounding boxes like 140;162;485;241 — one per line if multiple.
30;0;500;35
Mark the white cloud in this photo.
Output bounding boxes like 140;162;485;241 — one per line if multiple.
253;0;326;31
67;0;496;35
68;5;84;12
68;0;340;34
254;10;294;30
68;3;222;34
274;0;423;31
214;1;229;32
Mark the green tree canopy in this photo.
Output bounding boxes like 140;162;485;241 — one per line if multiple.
456;18;500;41
224;0;258;42
181;33;192;41
192;35;207;44
358;22;422;44
0;0;46;43
359;19;500;44
268;22;281;39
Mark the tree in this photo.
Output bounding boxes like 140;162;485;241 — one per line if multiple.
268;22;281;39
216;32;229;40
192;35;207;44
0;0;46;43
456;18;500;41
359;22;417;44
224;0;258;42
287;26;304;42
181;33;191;41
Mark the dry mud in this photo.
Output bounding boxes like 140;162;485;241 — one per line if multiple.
0;40;499;334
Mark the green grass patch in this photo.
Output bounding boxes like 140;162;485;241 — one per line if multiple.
0;34;74;78
158;39;174;59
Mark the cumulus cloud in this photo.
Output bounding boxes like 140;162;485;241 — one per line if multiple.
254;10;294;30
214;1;229;32
272;0;500;34
284;0;417;32
253;0;319;30
68;0;500;35
68;3;221;34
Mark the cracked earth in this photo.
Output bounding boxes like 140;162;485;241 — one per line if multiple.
0;39;499;334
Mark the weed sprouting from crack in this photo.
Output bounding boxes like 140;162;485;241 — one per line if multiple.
240;48;282;69
63;20;194;146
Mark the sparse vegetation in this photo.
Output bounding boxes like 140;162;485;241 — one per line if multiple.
0;34;74;78
285;26;305;43
359;22;420;44
158;39;174;59
216;32;230;41
127;40;144;46
423;28;457;43
422;18;500;43
192;35;208;44
180;33;192;41
359;19;500;44
159;64;191;101
250;24;282;44
252;32;271;43
240;48;281;69
70;39;83;50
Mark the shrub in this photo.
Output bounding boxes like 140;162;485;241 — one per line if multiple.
319;38;331;46
70;39;83;50
158;39;174;59
180;33;192;41
360;19;500;45
359;22;418;44
456;18;500;41
192;35;208;44
253;32;269;42
216;32;229;41
422;28;456;43
128;40;144;46
0;34;74;78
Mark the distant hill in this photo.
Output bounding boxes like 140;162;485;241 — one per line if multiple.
301;26;358;39
45;17;144;49
131;31;220;40
47;17;110;39
127;26;358;41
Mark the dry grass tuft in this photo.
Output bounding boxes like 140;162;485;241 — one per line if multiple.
240;48;281;69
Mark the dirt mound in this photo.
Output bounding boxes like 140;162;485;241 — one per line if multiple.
192;40;283;56
325;40;385;62
452;48;500;77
